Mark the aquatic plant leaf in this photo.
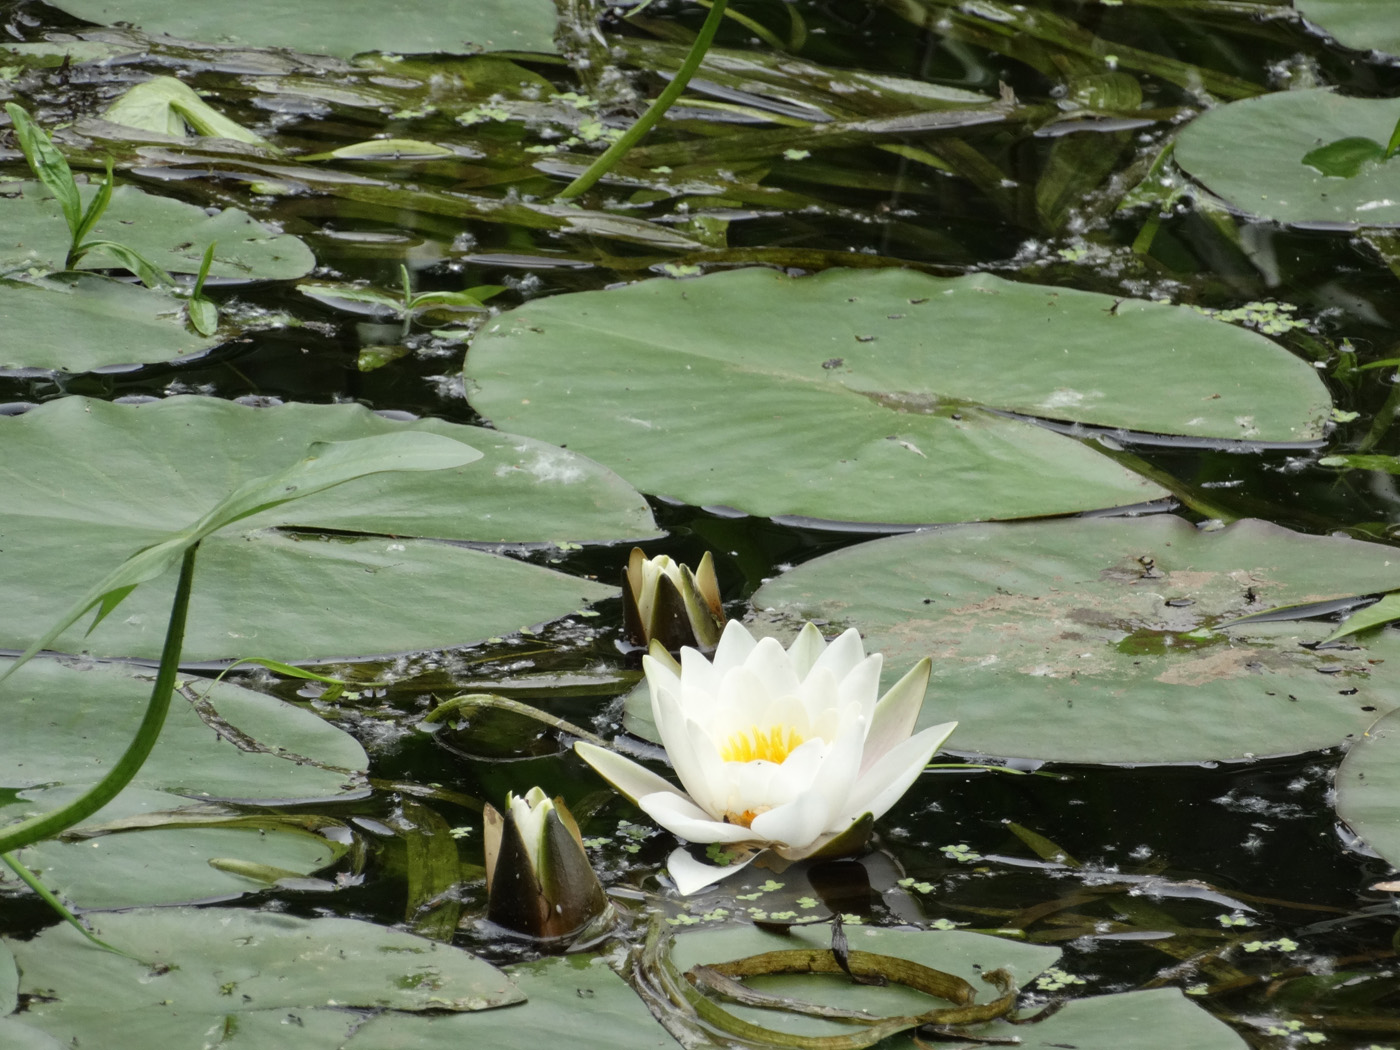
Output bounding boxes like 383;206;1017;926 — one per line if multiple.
745;516;1400;763
103;75;275;146
0;397;649;661
466;268;1329;526
1175;89;1400;227
4;908;521;1046
1337;707;1400;868
0;179;313;279
45;0;559;58
348;955;674;1048
0;274;220;372
1301;135;1386;178
1296;0;1400;57
0;1019;66;1050
0;657;363;906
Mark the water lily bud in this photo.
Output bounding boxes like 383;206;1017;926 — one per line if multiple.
622;547;726;653
575;620;957;894
483;787;609;940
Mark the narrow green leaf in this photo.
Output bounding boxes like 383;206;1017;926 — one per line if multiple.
1301;135;1386;177
1387;113;1400;159
69;161;114;252
4;103;82;237
71;239;176;289
186;296;218;337
191;241;215;298
1323;593;1400;643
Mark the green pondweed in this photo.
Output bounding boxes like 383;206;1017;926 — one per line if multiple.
5;102;174;289
297;264;505;330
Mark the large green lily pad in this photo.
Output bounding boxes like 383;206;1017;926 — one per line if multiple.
0;656;362;906
1296;1;1400;57
1175;89;1400;227
349;955;680;1049
1336;707;1400;868
4;908;521;1047
0;397;651;661
745;515;1400;764
0;274;219;372
466;268;1329;526
0;180;314;279
46;0;559;57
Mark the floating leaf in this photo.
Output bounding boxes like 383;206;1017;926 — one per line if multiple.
1175;89;1400;227
1301;135;1387;178
350;955;677;1049
103;76;275;146
0;274;220;372
303;139;459;161
0;179;314;279
746;516;1400;763
4;908;521;1047
0;656;363;906
0;397;652;661
1295;0;1400;58
466;268;1329;526
1336;707;1400;868
45;0;560;58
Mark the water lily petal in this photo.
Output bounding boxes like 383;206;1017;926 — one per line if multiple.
653;688;724;816
640;791;756;843
644;649;683;705
860;657;932;775
744;636;803;699
667;845;758;895
679;642;720;701
764;736;831;804
749;783;833;849
807;627;866;682
786;621;826;678
752;718;863;847
574;742;683;807
711;619;758;677
797;666;842;728
843;720;958;822
837;652;884;724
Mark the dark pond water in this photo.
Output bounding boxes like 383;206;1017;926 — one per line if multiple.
5;0;1400;1046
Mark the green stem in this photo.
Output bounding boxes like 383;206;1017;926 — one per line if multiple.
0;853;139;957
0;544;198;854
555;0;729;200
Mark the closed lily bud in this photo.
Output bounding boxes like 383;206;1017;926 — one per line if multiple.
622;547;726;653
483;787;610;941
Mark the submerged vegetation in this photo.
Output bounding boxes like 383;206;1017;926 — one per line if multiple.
4;0;1400;1046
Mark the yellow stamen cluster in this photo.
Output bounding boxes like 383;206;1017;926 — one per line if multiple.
721;725;804;764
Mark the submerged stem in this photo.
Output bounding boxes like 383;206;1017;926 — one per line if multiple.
555;0;730;200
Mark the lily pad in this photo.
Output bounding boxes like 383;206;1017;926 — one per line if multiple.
1175;89;1400;227
46;0;559;58
0;397;651;661
349;955;680;1049
3;907;521;1047
0;274;219;372
745;515;1400;764
1336;707;1400;868
465;268;1329;526
0;179;314;279
0;656;361;906
668;925;1242;1049
1296;0;1400;57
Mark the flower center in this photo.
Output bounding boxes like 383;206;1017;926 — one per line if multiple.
720;724;804;765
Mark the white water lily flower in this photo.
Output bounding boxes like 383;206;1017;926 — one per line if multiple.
576;620;956;894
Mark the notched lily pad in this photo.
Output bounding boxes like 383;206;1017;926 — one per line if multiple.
0;274;219;372
1296;0;1400;57
44;0;560;58
0;397;650;661
748;515;1400;764
1175;90;1400;228
0;179;314;279
465;267;1329;527
4;907;521;1047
